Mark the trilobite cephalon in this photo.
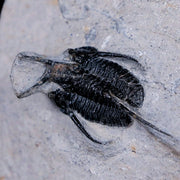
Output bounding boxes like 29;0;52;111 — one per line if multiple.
11;46;173;144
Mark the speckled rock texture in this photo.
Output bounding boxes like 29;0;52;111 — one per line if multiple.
0;0;180;179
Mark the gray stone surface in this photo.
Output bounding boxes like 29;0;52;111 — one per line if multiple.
0;0;180;179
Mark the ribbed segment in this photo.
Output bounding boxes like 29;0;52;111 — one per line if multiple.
68;92;132;127
76;57;144;108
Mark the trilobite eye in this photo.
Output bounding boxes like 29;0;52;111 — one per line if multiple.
68;49;74;54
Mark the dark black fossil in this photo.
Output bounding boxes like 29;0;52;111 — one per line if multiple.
10;46;173;144
68;46;144;108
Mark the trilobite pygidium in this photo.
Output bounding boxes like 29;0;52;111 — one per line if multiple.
11;46;173;144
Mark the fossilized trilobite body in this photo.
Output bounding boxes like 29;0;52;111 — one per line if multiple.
68;46;144;108
10;46;173;144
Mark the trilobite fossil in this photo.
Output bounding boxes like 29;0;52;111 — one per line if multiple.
10;46;174;144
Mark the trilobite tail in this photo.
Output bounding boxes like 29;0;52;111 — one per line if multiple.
128;111;173;138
